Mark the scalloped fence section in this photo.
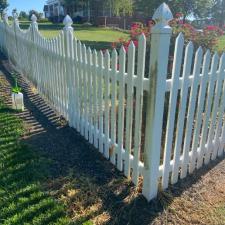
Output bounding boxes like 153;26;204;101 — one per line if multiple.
0;3;225;201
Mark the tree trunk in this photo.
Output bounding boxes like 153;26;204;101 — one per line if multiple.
123;16;126;30
183;15;186;24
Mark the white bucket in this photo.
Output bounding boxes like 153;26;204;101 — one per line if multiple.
12;92;24;111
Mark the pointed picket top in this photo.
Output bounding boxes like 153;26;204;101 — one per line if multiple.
152;2;173;29
93;49;97;59
186;41;194;53
63;15;73;30
12;10;18;21
204;50;211;62
119;45;126;55
3;9;8;23
176;32;184;44
202;50;211;74
112;48;118;58
139;32;146;44
194;46;203;63
87;46;92;55
212;52;219;62
128;40;135;50
82;43;87;50
99;49;104;56
104;49;110;68
104;49;110;59
82;44;87;62
119;46;126;72
98;50;104;68
218;53;225;71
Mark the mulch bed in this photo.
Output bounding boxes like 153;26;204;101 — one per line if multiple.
1;52;225;225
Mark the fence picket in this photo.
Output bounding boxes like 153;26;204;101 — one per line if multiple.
117;46;126;171
132;34;146;184
93;50;98;148
171;42;194;184
124;41;135;178
181;47;203;178
77;41;83;133
213;69;225;158
87;47;93;143
189;50;211;173
197;53;219;168
162;33;184;189
110;49;118;164
104;50;110;158
73;38;79;129
206;54;225;163
98;51;104;153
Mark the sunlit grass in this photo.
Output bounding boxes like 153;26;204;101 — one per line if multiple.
0;101;70;225
18;21;129;50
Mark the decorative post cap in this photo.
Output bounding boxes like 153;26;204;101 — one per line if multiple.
12;11;18;19
152;3;173;29
12;10;19;25
63;15;73;30
31;14;37;23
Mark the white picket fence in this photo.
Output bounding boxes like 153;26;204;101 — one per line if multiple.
0;3;225;201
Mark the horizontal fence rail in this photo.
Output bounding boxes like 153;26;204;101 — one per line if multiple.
0;3;225;201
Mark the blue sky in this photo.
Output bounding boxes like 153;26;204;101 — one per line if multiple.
7;0;46;14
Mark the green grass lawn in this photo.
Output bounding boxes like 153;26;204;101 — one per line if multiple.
19;22;129;50
0;99;70;225
216;35;225;52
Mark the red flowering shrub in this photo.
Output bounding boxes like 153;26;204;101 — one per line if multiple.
111;22;152;52
170;15;224;51
111;13;224;55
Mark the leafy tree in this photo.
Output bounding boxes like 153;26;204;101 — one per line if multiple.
111;0;133;17
110;0;133;29
168;0;213;22
19;11;29;20
135;0;213;22
0;0;8;17
134;0;164;18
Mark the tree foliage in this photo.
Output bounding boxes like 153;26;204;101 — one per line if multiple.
111;0;133;17
135;0;213;21
168;0;213;20
0;0;8;16
19;11;29;20
210;0;225;27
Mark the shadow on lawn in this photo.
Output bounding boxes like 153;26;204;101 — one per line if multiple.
1;54;225;225
0;106;70;224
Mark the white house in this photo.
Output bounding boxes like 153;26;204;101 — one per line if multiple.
43;0;65;21
43;0;110;23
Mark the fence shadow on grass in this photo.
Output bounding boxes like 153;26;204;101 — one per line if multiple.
1;55;225;225
0;105;70;224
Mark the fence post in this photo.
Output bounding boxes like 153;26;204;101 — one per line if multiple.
3;11;9;60
142;3;173;201
63;15;74;125
31;14;38;31
30;14;39;85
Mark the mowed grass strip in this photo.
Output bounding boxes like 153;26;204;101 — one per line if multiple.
18;22;129;50
0;99;70;225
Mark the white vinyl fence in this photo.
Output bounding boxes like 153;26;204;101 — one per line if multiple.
0;3;225;201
